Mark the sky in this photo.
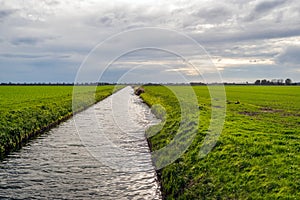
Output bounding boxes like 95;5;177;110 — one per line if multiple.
0;0;300;83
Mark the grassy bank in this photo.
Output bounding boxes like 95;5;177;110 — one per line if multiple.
0;85;119;160
141;86;300;199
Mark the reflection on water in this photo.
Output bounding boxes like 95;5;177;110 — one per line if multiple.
0;87;161;199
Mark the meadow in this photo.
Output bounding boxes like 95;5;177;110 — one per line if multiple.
141;86;300;199
0;85;117;159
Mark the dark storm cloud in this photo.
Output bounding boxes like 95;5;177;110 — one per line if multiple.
275;46;300;65
245;0;288;21
255;0;287;13
44;0;60;6
192;6;232;23
85;4;167;30
98;16;113;26
227;26;300;42
0;9;15;19
11;37;42;46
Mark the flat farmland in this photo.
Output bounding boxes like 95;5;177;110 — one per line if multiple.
1;85;299;199
0;85;117;159
141;86;300;199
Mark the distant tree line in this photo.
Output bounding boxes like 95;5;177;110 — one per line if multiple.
1;80;299;86
254;78;294;85
190;82;206;86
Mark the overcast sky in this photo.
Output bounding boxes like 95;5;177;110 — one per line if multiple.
0;0;300;83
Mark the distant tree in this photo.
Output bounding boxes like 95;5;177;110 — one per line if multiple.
255;80;261;85
285;78;292;85
261;79;267;85
277;79;284;85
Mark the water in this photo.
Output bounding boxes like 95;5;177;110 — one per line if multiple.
0;87;162;199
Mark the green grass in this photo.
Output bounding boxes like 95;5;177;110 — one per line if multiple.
141;85;300;199
0;85;118;159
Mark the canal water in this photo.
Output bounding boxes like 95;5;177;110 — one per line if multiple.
0;87;162;199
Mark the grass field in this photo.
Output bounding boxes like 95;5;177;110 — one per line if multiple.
141;85;300;199
0;85;117;159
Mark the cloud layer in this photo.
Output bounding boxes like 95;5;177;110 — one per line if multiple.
0;0;300;83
